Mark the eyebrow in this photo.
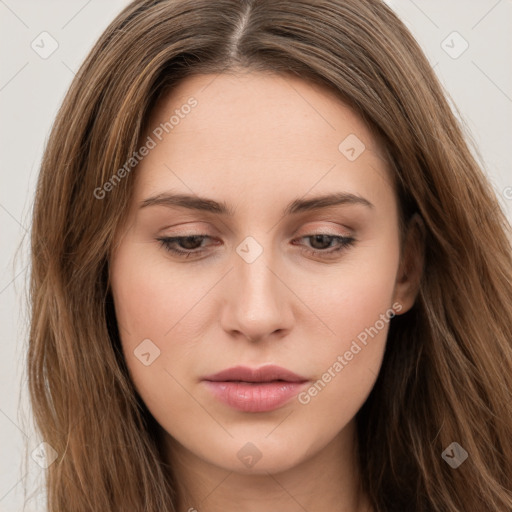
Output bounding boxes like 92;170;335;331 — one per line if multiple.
139;191;374;216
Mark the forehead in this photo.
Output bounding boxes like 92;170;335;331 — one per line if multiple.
133;71;394;214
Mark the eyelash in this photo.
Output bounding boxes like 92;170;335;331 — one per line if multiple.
156;233;356;259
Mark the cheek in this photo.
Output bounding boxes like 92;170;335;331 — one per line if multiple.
294;304;394;442
292;236;400;416
110;240;208;344
109;242;196;392
300;233;400;346
109;238;233;420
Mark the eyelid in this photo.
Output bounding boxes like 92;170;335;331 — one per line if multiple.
293;221;355;237
157;221;355;247
156;232;356;260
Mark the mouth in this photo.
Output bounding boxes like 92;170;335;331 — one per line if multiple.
202;364;309;413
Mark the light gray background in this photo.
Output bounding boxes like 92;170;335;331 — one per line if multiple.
1;1;511;510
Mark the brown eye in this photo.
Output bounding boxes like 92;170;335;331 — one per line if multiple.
156;235;214;257
293;234;356;258
308;234;338;250
176;236;205;250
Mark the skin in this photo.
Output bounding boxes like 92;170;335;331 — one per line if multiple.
109;70;423;512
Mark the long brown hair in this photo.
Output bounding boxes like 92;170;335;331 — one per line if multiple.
28;0;512;510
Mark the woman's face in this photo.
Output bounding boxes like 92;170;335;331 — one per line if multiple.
109;71;419;475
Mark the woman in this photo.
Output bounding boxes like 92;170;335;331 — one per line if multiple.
28;0;512;510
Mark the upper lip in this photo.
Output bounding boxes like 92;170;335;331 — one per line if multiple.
203;364;307;383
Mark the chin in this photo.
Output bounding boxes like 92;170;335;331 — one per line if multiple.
204;434;316;475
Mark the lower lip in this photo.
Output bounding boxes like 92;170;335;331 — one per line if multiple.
203;380;307;412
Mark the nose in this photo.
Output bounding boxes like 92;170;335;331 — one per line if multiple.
220;244;294;343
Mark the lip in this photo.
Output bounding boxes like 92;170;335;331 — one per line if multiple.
202;365;309;413
203;364;307;383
